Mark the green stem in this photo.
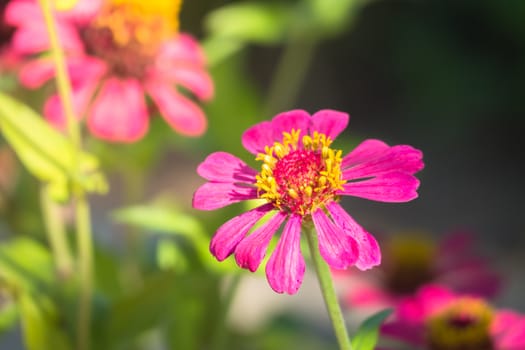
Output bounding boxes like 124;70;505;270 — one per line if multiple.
211;274;241;350
40;185;74;279
304;226;352;350
76;192;93;350
263;36;317;117
37;0;81;150
37;2;94;349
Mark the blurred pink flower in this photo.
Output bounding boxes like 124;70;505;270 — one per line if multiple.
339;231;502;309
193;109;424;294
0;0;18;71
5;0;213;142
381;284;525;350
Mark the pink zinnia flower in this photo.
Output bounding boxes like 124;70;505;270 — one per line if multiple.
5;0;213;142
340;231;502;309
192;109;424;294
381;284;525;350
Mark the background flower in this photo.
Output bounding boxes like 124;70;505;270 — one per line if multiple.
381;284;525;350
338;230;502;310
5;0;213;142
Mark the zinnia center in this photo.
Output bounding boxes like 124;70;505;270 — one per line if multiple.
81;0;180;78
255;129;345;216
426;297;494;350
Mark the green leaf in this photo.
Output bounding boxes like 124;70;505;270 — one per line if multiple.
205;3;292;45
351;309;393;350
106;271;177;346
0;92;107;201
18;293;70;350
0;237;54;293
112;204;238;273
306;0;369;37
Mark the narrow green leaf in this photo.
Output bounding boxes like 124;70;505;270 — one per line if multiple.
205;3;292;44
0;237;54;293
112;204;239;273
18;293;70;350
351;308;393;350
0;92;107;201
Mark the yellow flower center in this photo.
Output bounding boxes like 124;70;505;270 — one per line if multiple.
426;297;494;350
82;0;182;78
255;129;345;216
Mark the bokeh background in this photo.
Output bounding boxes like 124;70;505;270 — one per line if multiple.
1;0;524;348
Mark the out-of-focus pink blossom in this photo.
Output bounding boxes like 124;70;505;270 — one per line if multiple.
5;0;213;142
338;231;502;310
381;284;525;350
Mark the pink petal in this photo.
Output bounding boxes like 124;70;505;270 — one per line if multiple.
495;315;525;349
270;109;310;140
197;152;257;183
340;171;420;203
345;285;393;308
63;0;102;24
168;65;214;101
310;109;349;140
234;211;287;272
343;145;424;180
311;207;358;269
416;284;455;316
241;121;274;155
342;139;390;168
326;201;381;270
5;1;42;26
147;82;207;136
44;80;96;129
210;204;273;261
157;34;206;67
87;78;148;142
492;311;524;340
265;214;305;294
19;59;55;88
192;182;257;210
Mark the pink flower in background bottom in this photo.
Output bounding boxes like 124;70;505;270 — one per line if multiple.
381;284;525;350
193;109;424;294
339;231;502;309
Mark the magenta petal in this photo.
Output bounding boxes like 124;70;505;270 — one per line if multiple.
326;202;381;270
19;59;55;88
192;182;257;210
271;109;310;140
494;315;525;349
342;139;390;168
234;211;287;272
492;311;523;337
266;214;305;294
242;121;274;155
416;284;455;315
210;204;273;261
340;171;420;202
310;109;349;140
312;208;358;269
87;78;148;142
343;145;424;180
197;152;257;183
5;1;42;26
147;83;207;136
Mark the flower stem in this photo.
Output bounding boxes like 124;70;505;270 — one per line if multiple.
37;2;94;349
263;36;317;117
304;226;352;350
37;0;81;150
76;191;93;350
40;185;74;279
